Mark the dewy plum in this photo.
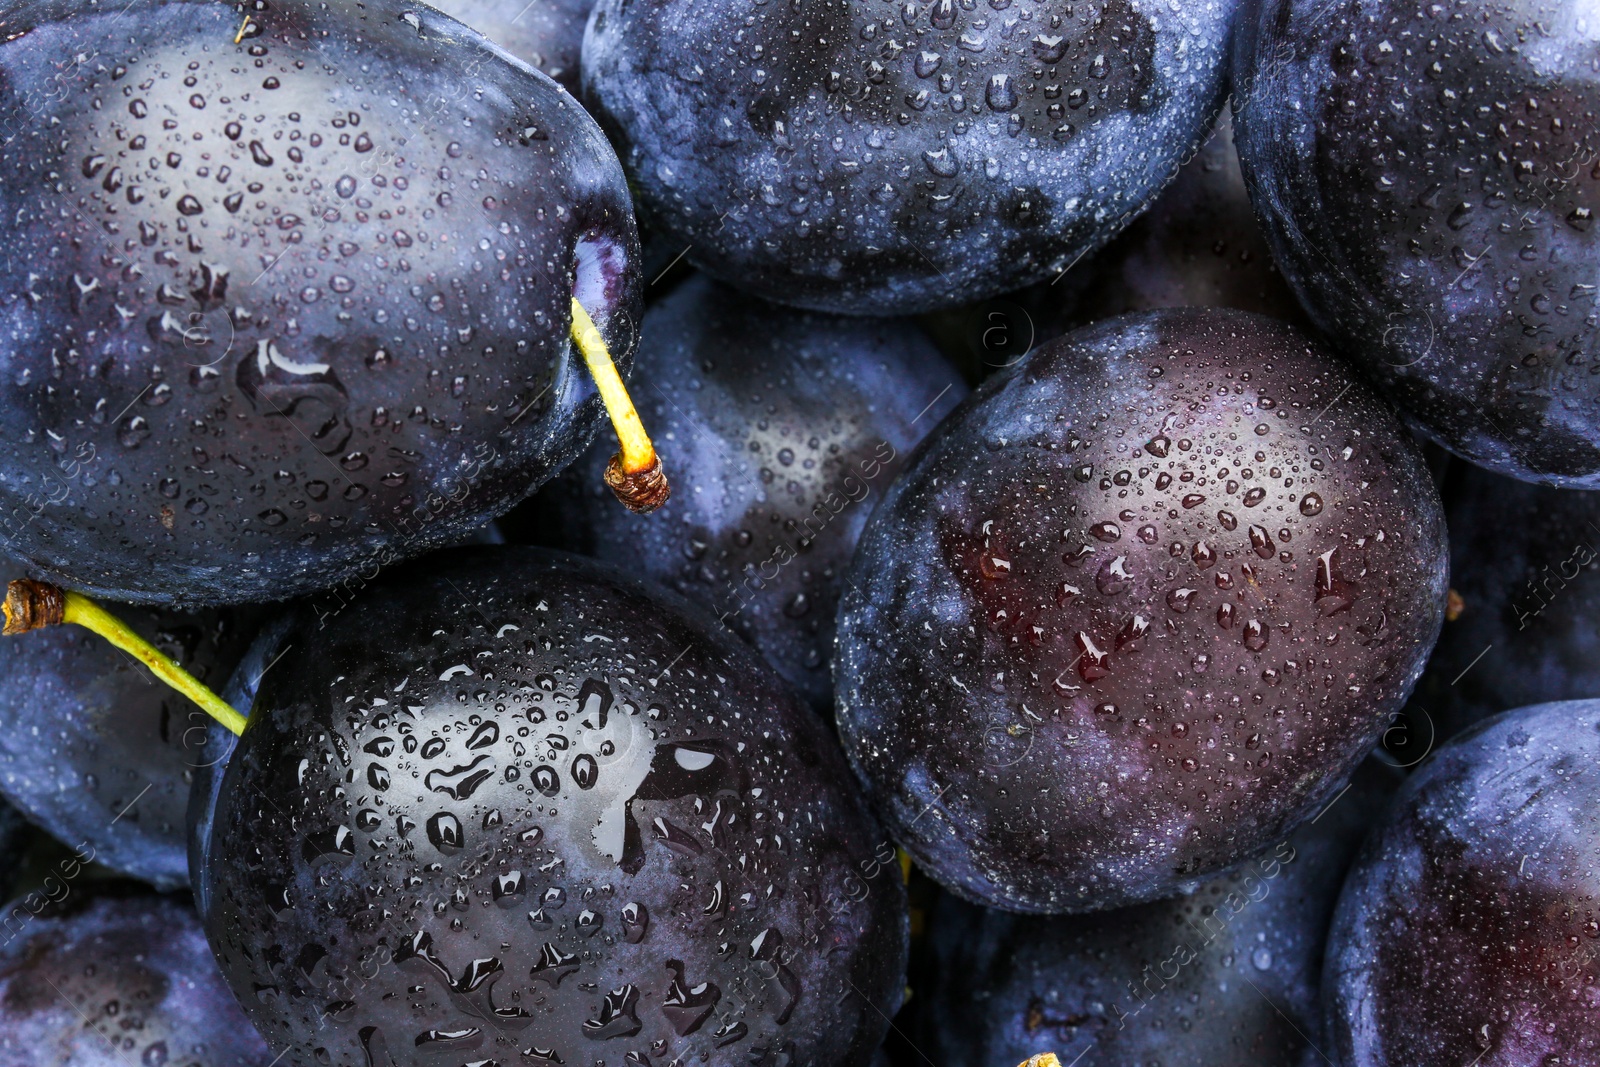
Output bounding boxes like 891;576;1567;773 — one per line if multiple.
1326;700;1600;1066
583;0;1240;314
1234;0;1600;486
835;308;1447;913
0;0;644;606
534;275;966;708
0;889;276;1067
199;547;906;1065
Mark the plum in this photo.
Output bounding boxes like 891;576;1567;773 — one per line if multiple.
0;0;641;606
0;555;257;889
582;0;1240;314
835;307;1448;913
912;759;1400;1066
199;546;907;1065
1406;467;1600;745
0;888;275;1066
433;0;596;92
1233;0;1600;487
530;274;966;707
1325;700;1600;1066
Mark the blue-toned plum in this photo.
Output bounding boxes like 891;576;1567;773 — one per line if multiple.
1234;0;1600;486
0;888;275;1066
583;0;1240;314
0;0;641;606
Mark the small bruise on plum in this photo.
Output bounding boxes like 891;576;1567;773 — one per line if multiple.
835;308;1448;913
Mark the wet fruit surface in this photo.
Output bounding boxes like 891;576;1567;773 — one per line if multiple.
913;759;1400;1066
583;0;1239;314
435;0;597;92
0;0;641;606
535;274;966;708
0;556;258;889
1326;700;1600;1067
1407;467;1600;744
835;308;1448;912
1234;0;1600;486
0;888;276;1067
202;546;906;1065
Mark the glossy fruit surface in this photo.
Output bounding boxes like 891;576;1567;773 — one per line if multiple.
0;556;257;889
836;308;1448;913
913;759;1399;1066
582;0;1239;314
534;275;966;707
0;888;275;1067
433;0;595;92
1233;0;1600;486
1407;468;1600;744
0;0;640;606
1326;700;1600;1066
201;546;906;1065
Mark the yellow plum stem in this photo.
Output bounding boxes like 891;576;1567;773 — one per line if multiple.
3;579;245;736
570;297;670;513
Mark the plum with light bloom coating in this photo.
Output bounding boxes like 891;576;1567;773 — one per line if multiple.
835;308;1447;913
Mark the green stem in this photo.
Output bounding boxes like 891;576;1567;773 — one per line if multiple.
3;579;245;736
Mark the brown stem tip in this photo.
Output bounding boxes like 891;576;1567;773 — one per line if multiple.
605;452;671;514
2;579;66;635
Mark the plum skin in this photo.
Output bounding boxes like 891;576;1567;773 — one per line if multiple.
200;547;907;1066
536;274;966;708
0;889;276;1067
582;0;1239;315
1233;0;1600;487
835;308;1448;914
1325;700;1600;1066
0;0;641;607
912;759;1400;1066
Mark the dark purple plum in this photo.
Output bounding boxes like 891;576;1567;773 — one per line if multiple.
0;554;257;889
912;759;1400;1066
835;308;1448;913
582;0;1239;315
0;0;641;607
0;888;275;1066
528;275;966;707
1233;0;1600;486
1406;468;1600;745
1326;700;1600;1066
200;546;906;1066
433;0;596;92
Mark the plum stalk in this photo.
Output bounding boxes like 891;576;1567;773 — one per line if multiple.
2;579;246;736
0;302;659;737
570;298;670;513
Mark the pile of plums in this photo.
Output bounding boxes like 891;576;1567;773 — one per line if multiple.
0;0;1592;1063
